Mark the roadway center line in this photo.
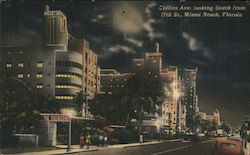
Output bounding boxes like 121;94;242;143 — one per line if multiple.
151;145;192;155
152;139;216;155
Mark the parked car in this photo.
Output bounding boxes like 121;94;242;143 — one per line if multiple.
183;134;201;142
212;139;245;155
227;136;243;142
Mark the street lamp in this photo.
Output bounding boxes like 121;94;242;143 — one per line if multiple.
61;109;76;152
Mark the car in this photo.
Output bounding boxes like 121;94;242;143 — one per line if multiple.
227;136;243;142
183;134;201;142
212;139;245;155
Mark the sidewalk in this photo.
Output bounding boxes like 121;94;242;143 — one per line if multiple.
12;140;167;155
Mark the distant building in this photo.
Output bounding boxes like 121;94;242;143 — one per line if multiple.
198;109;221;126
132;43;162;78
182;68;199;129
160;66;183;133
100;69;131;95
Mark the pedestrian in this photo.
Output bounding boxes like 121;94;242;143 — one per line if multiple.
80;134;85;149
99;135;103;147
86;134;91;149
139;134;143;144
104;135;108;147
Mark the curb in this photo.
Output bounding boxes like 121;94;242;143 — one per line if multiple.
51;149;99;155
123;142;162;148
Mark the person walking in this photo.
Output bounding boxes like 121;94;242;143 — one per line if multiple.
80;134;85;149
104;135;108;147
86;134;91;149
139;133;143;144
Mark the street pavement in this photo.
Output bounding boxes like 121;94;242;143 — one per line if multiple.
75;138;217;155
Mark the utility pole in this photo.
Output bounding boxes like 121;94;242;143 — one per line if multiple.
82;94;88;117
67;117;71;152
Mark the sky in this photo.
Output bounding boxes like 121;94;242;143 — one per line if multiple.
1;0;250;127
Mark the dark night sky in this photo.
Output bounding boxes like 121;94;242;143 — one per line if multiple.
1;0;250;127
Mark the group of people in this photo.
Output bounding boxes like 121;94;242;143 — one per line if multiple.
80;134;108;149
80;134;91;149
98;134;108;147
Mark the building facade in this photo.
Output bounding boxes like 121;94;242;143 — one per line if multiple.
100;69;131;95
1;6;100;111
182;68;199;129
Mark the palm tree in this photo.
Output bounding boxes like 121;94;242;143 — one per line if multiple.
122;75;164;131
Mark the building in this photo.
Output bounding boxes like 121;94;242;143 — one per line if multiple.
160;66;182;133
1;47;56;99
182;68;199;129
202;109;221;126
100;69;131;95
132;43;162;78
0;6;100;112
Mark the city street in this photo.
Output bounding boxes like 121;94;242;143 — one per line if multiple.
76;138;217;155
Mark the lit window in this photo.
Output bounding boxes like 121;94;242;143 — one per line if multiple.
18;62;24;68
55;96;74;100
37;62;43;68
27;73;31;78
6;63;12;68
117;85;119;87
155;75;158;78
153;60;157;63
136;63;142;66
108;92;112;95
148;72;151;75
121;85;124;87
37;84;43;89
37;73;43;78
110;85;113;88
18;73;24;78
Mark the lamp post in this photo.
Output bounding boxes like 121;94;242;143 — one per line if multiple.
67;117;71;152
61;109;76;152
82;94;89;118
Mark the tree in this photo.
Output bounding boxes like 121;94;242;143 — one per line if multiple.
0;77;59;146
220;122;231;134
122;75;164;130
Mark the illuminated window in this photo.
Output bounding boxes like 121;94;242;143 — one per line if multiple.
37;84;43;89
55;85;80;90
117;85;119;87
148;72;151;75
37;73;43;78
37;62;43;68
27;73;31;78
18;62;24;68
108;92;112;95
136;63;142;66
55;96;74;100
121;85;124;88
18;73;24;78
155;75;158;78
6;63;12;68
153;60;157;63
110;85;113;88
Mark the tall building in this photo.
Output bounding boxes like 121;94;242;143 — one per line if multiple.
43;5;68;50
160;66;181;133
182;68;199;129
132;43;162;78
68;38;100;99
1;6;100;111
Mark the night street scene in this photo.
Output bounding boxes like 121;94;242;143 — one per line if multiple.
0;0;250;155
